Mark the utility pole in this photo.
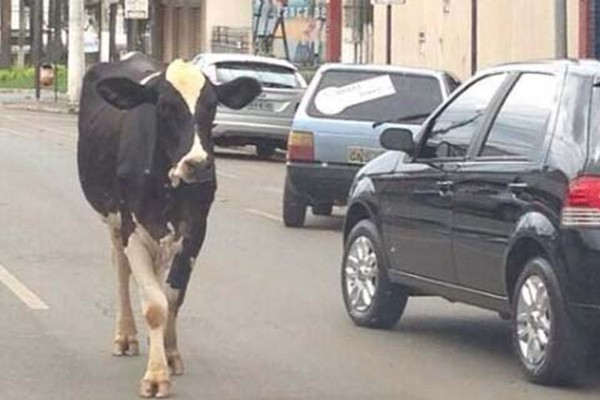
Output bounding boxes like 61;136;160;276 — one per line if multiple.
555;0;567;58
32;0;42;99
68;0;85;105
17;0;25;67
0;0;12;67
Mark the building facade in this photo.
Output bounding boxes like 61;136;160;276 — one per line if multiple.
157;0;252;62
371;0;582;80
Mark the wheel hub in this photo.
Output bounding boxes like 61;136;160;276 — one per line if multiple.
345;236;378;312
516;275;551;366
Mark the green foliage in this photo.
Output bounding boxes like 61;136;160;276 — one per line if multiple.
0;65;67;92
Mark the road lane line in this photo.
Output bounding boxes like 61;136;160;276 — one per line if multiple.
217;170;242;180
245;208;283;223
0;263;49;310
263;186;284;194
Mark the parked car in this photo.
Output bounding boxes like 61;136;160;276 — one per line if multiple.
341;59;600;385
192;53;307;157
283;63;458;227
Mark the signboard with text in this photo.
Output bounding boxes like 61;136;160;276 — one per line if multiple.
125;0;149;19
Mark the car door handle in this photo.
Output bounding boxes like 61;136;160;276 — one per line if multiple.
508;182;528;192
436;180;454;189
436;180;454;197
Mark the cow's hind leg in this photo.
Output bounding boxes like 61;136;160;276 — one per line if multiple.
108;216;139;356
126;232;171;398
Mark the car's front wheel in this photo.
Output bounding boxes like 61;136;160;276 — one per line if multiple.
342;219;408;329
512;257;588;385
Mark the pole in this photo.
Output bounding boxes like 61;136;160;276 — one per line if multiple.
109;2;117;61
385;4;391;64
555;0;567;58
32;0;42;100
68;0;85;105
471;0;477;75
17;0;25;67
100;0;109;62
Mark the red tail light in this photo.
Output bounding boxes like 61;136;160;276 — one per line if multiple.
562;176;600;227
287;130;314;162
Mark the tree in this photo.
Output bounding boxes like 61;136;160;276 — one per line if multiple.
0;0;11;67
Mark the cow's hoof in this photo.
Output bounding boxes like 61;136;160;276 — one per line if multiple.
113;336;139;356
168;353;184;376
139;379;170;398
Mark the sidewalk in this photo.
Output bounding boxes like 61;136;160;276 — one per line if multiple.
0;89;77;114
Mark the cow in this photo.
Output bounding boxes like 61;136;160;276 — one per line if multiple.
77;52;261;398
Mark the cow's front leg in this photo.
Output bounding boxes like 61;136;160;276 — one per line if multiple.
108;220;139;356
164;288;184;376
126;233;170;398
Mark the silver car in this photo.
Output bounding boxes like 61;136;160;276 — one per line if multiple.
192;53;307;158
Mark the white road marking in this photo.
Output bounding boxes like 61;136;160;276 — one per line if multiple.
0;125;29;138
217;170;242;180
0;263;49;310
263;186;284;194
5;115;71;136
245;208;283;223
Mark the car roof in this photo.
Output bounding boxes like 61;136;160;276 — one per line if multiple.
478;58;600;77
315;63;450;78
193;53;299;71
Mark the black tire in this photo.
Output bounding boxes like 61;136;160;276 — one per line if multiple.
341;219;408;329
313;203;333;216
256;143;276;158
512;257;588;386
283;175;307;227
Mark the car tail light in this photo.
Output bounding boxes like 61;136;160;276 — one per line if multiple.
562;176;600;227
287;130;314;162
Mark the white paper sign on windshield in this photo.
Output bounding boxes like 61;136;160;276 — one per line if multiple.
314;75;397;115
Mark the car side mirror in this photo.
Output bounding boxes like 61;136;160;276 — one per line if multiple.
379;127;415;154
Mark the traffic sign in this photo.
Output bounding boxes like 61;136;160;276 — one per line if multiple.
124;0;149;19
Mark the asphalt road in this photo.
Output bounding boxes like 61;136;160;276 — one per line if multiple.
2;107;600;400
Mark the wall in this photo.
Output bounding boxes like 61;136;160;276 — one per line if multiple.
203;0;252;52
373;0;580;80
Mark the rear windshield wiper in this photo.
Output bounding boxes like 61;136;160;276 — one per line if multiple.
372;112;432;128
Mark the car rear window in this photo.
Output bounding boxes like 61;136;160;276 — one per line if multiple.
215;62;303;89
306;70;443;123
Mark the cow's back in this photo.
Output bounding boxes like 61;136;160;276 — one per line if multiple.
77;53;161;216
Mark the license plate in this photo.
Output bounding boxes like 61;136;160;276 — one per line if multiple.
347;146;384;164
246;100;276;112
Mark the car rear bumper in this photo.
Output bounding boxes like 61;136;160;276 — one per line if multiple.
212;114;291;147
286;162;360;205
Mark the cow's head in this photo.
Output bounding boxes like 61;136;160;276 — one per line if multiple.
95;59;261;186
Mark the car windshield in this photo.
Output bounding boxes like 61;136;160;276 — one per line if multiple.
306;70;443;123
215;62;303;89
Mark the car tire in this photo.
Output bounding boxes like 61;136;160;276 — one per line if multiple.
512;257;588;386
313;203;333;216
283;175;307;227
342;219;408;329
256;143;276;158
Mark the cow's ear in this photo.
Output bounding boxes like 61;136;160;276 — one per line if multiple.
214;77;262;110
96;77;157;110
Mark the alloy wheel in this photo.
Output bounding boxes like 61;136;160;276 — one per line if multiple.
516;275;551;366
344;236;378;313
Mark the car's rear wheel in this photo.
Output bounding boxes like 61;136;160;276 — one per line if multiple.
512;257;588;385
342;219;408;329
256;143;276;158
283;175;307;227
313;203;333;216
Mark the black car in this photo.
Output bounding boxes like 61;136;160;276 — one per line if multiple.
342;59;600;385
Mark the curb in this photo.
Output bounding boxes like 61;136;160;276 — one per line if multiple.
1;102;78;114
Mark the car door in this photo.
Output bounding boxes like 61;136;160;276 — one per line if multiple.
376;73;508;283
451;72;559;295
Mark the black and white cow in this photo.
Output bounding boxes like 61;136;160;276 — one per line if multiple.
77;53;261;398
